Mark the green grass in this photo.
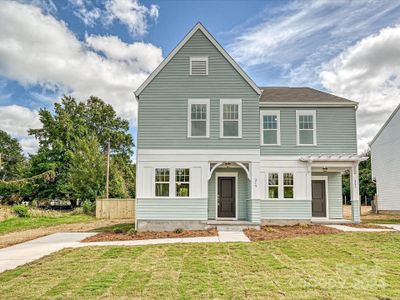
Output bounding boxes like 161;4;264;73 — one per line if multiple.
92;223;135;233
1;233;399;299
364;219;400;224
0;214;94;235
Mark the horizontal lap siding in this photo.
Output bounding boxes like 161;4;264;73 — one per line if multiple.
261;107;357;155
138;30;260;150
136;198;207;220
313;172;343;219
260;200;311;219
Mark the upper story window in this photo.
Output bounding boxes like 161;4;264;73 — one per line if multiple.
296;110;317;146
220;99;242;138
261;111;280;145
155;168;169;197
175;168;190;197
188;99;209;137
190;57;208;75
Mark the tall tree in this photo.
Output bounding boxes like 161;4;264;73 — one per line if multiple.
0;130;27;180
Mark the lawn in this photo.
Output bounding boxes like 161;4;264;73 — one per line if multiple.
0;214;94;235
0;233;399;299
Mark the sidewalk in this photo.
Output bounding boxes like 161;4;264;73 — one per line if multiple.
0;230;249;273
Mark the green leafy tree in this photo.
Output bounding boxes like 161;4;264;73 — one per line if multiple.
0;130;27;180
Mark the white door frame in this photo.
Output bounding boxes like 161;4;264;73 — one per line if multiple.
216;172;238;220
311;176;329;219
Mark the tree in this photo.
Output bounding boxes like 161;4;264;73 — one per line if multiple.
28;95;135;204
0;130;27;180
63;136;106;202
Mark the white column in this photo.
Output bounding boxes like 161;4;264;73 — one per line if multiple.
250;161;261;223
306;162;312;200
350;162;361;223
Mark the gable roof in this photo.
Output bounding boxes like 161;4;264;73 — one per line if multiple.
259;87;358;107
369;103;400;146
135;23;261;97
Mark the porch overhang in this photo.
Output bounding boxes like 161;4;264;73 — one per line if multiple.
208;161;251;180
299;154;368;170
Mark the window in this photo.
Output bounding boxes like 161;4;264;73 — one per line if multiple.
190;57;208;75
188;99;209;137
175;168;190;197
155;168;169;197
220;99;242;138
297;110;316;145
283;173;294;199
268;173;279;199
261;111;280;145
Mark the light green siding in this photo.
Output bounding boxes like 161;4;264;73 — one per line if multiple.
313;172;343;219
208;168;249;220
260;200;312;219
261;107;357;155
138;30;260;149
136;198;207;220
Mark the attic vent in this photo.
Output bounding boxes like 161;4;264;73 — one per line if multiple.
190;57;208;75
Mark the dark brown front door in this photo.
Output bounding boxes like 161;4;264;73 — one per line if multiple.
312;180;326;217
218;177;236;218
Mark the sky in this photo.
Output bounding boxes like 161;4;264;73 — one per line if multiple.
1;0;400;157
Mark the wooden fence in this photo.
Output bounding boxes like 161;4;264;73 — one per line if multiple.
96;199;135;219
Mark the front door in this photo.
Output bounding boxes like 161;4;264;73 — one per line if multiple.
217;177;236;218
312;180;326;217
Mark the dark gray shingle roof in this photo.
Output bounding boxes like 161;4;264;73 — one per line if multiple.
259;87;357;105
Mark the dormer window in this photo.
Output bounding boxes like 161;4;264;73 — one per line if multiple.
190;57;208;75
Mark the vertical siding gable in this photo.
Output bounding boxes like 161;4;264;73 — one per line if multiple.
138;30;260;149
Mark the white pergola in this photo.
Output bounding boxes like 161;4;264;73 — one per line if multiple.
299;154;368;223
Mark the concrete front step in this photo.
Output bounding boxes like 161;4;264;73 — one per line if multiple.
311;218;354;225
204;220;260;231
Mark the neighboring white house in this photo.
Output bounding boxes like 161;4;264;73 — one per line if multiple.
370;104;400;212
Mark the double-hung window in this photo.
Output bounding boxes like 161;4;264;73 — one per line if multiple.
297;110;317;146
283;173;294;199
175;168;190;197
155;168;169;197
188;99;209;137
220;99;242;138
268;173;279;199
261;111;280;145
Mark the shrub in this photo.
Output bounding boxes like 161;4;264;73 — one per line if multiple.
174;228;184;234
12;205;30;218
113;228;124;234
70;207;84;215
82;200;95;215
127;228;137;236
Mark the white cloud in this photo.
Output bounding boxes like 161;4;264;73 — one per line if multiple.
320;26;400;152
104;0;159;37
0;105;41;153
69;0;101;26
0;0;163;124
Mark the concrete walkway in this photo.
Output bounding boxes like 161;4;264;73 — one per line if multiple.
325;224;397;232
0;230;249;273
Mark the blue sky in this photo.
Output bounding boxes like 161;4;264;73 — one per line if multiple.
1;0;400;156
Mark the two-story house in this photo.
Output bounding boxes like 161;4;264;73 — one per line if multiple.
134;23;364;231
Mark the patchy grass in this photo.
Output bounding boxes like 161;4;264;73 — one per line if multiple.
1;233;400;299
0;214;94;235
92;223;135;233
364;218;400;224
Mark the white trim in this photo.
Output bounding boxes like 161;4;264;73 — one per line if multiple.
215;172;238;220
208;162;251;180
220;99;242;138
265;172;295;200
296;110;317;146
187;99;210;138
135;23;261;96
154;167;171;197
369;103;400;146
260;110;280;146
260;102;357;108
189;56;208;75
311;176;329;219
138;149;260;155
175;167;190;197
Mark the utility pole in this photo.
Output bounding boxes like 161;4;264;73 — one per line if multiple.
105;141;110;199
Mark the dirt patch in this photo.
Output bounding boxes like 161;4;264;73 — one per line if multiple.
346;224;387;229
82;228;218;242
0;219;133;249
244;224;341;242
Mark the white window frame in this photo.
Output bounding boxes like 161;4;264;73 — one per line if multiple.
189;56;208;75
175;168;190;197
154;168;170;197
266;172;296;200
283;172;294;199
260;110;280;146
267;173;279;199
187;99;210;138
220;99;242;138
296;110;317;146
